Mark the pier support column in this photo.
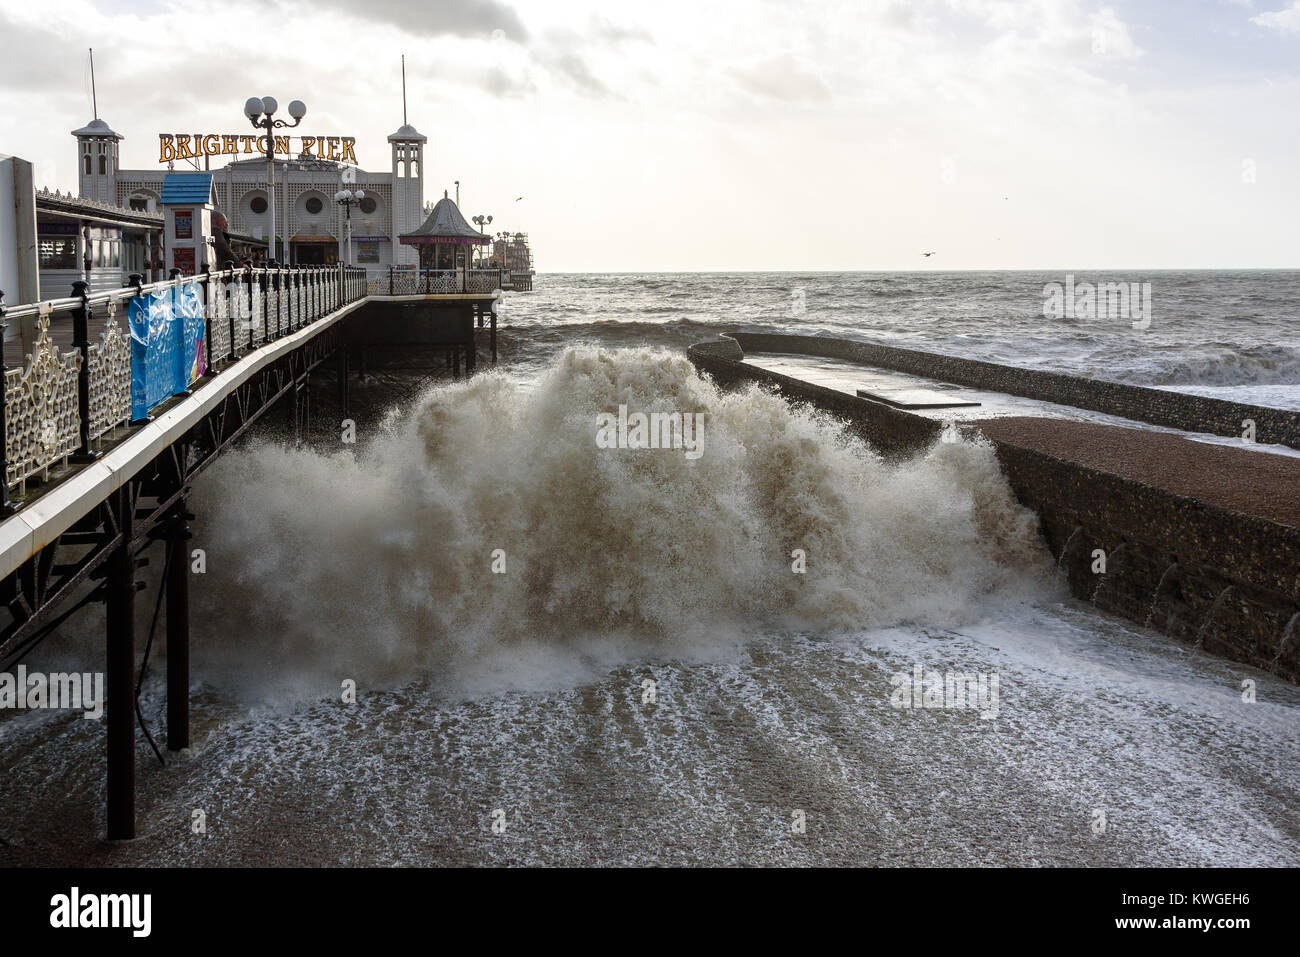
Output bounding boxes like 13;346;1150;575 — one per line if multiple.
166;503;190;752
106;485;136;841
336;345;350;420
490;309;497;365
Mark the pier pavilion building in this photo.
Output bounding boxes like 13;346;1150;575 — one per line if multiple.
73;114;429;274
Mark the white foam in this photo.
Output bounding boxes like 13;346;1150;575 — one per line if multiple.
187;345;1054;702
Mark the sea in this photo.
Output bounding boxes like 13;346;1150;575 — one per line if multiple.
1;270;1297;866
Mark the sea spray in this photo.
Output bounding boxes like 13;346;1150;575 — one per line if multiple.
187;346;1053;698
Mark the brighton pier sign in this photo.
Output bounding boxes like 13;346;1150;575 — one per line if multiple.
158;133;358;164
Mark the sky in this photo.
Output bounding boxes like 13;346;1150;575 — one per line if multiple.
1;0;1299;271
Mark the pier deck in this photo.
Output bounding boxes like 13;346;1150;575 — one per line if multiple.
0;267;503;840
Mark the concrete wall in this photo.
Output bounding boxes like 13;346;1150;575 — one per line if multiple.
689;336;942;457
688;335;1300;682
730;333;1300;450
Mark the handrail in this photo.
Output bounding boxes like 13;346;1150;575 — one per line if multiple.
378;265;506;296
0;262;370;502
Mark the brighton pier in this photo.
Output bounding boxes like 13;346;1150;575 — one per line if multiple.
157;133;360;165
0;256;503;840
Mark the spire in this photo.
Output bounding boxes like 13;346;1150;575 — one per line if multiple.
389;56;426;143
73;47;121;138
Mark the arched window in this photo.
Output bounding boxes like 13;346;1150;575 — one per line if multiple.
397;160;405;178
83;155;91;175
410;160;419;178
98;155;107;175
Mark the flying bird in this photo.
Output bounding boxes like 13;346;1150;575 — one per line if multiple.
515;196;524;201
922;251;936;257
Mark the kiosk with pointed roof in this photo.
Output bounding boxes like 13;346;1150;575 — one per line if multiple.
399;190;490;275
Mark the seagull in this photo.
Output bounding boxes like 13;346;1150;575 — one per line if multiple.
515;196;524;201
922;251;936;257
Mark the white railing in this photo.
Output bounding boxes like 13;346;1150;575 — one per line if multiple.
0;263;368;503
372;267;504;296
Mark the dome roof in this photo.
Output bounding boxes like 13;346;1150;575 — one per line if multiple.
387;123;427;143
71;118;122;139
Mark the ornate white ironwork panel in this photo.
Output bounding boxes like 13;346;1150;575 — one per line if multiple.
4;310;82;490
428;271;458;294
209;276;232;360
86;300;131;442
467;271;501;294
246;282;265;344
390;271;419;295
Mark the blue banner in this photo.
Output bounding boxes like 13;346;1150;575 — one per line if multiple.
129;285;207;420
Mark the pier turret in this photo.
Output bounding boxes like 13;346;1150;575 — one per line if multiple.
72;118;122;206
388;123;426;266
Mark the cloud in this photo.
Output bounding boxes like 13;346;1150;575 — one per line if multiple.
0;14;85;94
302;0;528;40
479;66;537;98
1252;2;1300;32
1089;5;1142;58
731;54;831;104
945;0;1141;58
589;15;653;45
544;52;610;97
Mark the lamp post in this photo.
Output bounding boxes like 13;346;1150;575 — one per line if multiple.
334;188;365;265
472;215;492;269
244;96;306;263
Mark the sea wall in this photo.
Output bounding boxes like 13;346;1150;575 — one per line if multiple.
688;336;1300;682
725;332;1300;450
688;337;942;457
